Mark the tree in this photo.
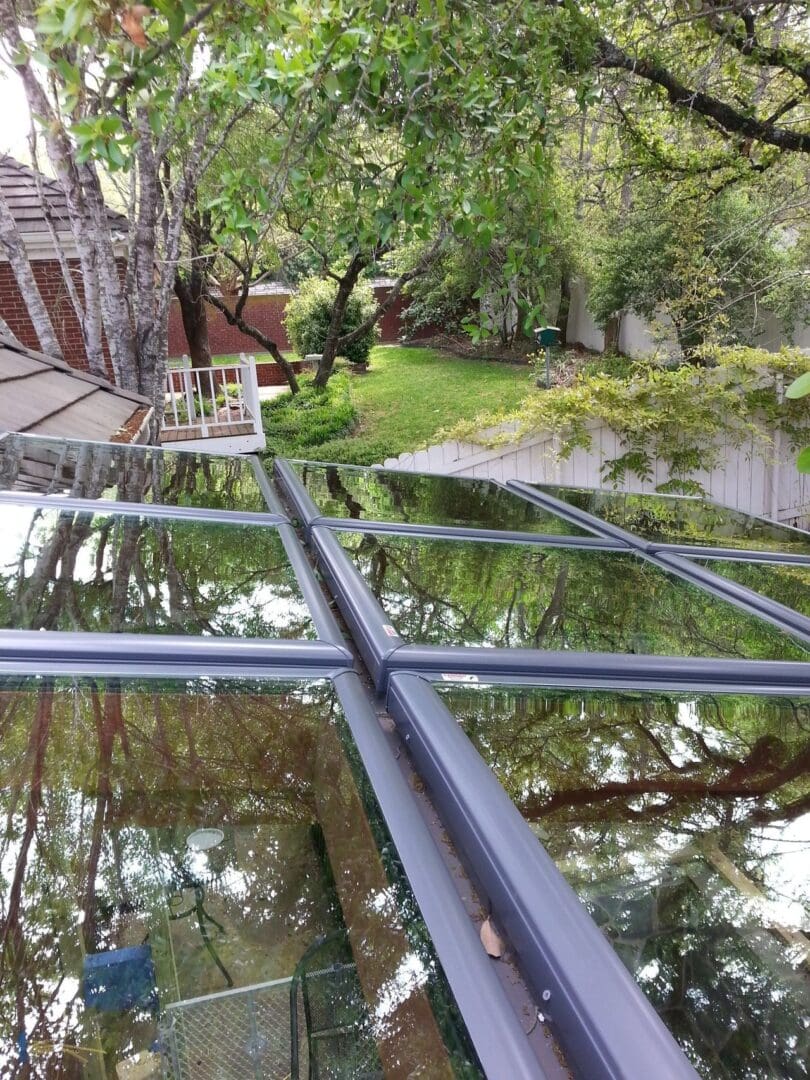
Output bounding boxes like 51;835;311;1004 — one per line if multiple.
0;1;360;419
588;187;809;356
586;1;810;161
284;276;380;366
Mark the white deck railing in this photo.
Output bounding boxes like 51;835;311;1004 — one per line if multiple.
163;354;262;439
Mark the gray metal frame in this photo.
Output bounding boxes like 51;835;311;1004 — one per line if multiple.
386;672;699;1080
273;456;622;548
0;627;350;669
309;524;810;693
0;504;351;667
656;550;810;639
332;670;547;1079
0;489;286;526
506;478;810;565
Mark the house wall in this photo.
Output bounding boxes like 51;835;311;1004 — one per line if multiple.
0;259;117;376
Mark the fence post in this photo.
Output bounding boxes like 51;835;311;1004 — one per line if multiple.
244;354;261;436
181;354;197;423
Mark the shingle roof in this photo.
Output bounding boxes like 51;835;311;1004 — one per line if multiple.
0;333;150;441
0;155;128;235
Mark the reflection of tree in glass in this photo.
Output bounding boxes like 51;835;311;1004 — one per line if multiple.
0;435;266;511
342;532;809;660
0;506;313;637
535;485;810;556
698;559;810;619
294;463;589;535
441;684;810;1079
0;679;478;1077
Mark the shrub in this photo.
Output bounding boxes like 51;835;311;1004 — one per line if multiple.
261;374;358;456
304;434;395;466
284;277;380;365
446;346;810;492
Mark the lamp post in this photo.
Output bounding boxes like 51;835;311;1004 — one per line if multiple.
534;326;560;389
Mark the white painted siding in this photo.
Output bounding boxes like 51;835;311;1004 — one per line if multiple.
380;418;810;530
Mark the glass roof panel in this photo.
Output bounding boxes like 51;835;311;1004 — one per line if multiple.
0;433;269;512
694;558;810;618
0;676;480;1076
337;531;808;661
0;504;314;638
290;462;595;535
436;682;810;1080
529;483;810;556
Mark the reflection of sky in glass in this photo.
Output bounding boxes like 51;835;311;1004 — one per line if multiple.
0;505;314;637
0;434;269;511
439;682;810;1079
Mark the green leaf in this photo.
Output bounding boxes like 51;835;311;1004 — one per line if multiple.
786;371;810;399
797;446;810;473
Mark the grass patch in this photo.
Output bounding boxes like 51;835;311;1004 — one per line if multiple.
261;345;533;465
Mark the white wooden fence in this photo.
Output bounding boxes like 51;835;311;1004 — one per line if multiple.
380;418;810;530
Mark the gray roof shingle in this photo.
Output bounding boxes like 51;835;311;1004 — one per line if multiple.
0;334;151;441
0;155;128;235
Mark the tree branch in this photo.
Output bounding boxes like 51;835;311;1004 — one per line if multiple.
595;36;810;153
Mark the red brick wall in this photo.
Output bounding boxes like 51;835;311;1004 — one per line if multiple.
167;284;416;358
168;293;291;357
0;258;116;378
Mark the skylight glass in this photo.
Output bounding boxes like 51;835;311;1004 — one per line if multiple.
0;433;269;512
436;681;810;1080
336;531;809;661
693;558;810;618
0;504;314;637
528;484;810;556
0;676;480;1077
289;462;595;535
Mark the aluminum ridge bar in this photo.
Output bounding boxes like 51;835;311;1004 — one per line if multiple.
332;671;548;1080
0;660;347;680
387;672;699;1080
505;479;652;548
248;454;289;516
385;645;810;693
274;521;352;652
655;550;810;641
274;456;323;530
0;490;286;526
310;525;400;688
651;541;810;565
307;517;627;550
0;629;351;669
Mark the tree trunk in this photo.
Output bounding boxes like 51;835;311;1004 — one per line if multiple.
175;270;212;366
0;187;63;359
314;256;367;388
604;315;621;353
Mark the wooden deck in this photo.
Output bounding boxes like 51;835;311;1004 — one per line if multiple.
160;420;255;443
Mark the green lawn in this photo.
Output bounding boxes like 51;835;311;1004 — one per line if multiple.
260;345;534;465
352;345;531;446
